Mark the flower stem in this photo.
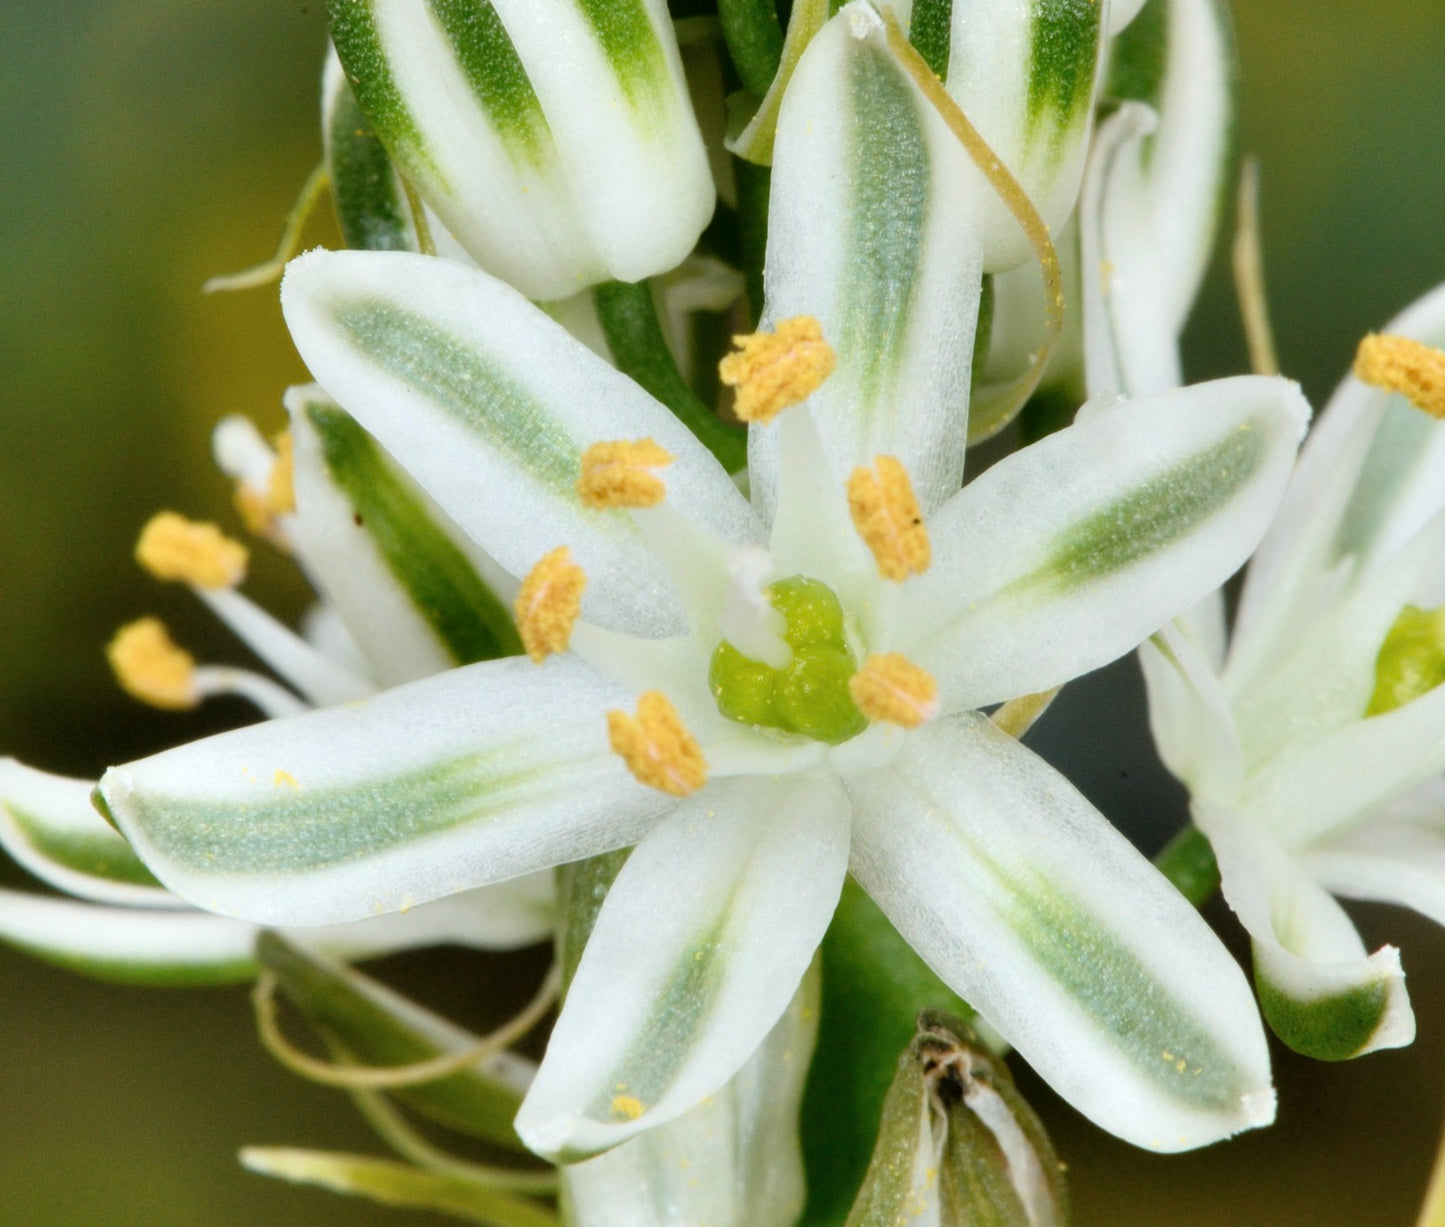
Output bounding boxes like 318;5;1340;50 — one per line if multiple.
1154;823;1221;908
718;0;785;98
592;280;748;472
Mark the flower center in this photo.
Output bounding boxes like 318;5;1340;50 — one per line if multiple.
708;575;868;745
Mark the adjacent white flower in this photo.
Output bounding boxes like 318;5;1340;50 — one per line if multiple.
1140;283;1445;1059
326;0;715;300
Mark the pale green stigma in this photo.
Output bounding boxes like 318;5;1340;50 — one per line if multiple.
1367;604;1445;716
708;576;867;745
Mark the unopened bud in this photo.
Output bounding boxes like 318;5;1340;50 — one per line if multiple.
846;1011;1068;1227
327;0;714;300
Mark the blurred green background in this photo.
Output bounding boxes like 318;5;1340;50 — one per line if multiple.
1;1;1443;1223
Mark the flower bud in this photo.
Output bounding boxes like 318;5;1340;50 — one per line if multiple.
326;0;715;300
933;0;1108;272
846;1011;1068;1227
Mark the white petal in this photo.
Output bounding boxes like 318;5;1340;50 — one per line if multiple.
516;772;850;1160
1200;805;1414;1059
287;385;521;684
1137;623;1242;799
562;961;818;1227
1305;802;1445;932
0;759;177;908
282;249;761;638
1229;280;1445;689
1237;678;1445;851
1085;0;1237;397
905;377;1308;711
98;656;674;927
753;5;984;519
846;715;1274;1152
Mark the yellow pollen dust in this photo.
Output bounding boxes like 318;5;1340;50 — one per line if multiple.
515;546;587;663
847;456;930;581
577;439;674;509
611;1094;646;1121
607;691;707;797
718;315;836;424
136;512;249;589
849;653;939;729
1354;334;1445;419
107;618;198;710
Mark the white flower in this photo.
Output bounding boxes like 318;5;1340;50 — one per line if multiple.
1141;283;1445;1059
96;8;1308;1161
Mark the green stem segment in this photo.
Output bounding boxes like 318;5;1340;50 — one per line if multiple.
718;0;786;97
1154;823;1221;909
591;280;748;472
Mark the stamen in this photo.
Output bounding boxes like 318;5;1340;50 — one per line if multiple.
266;431;296;515
718;316;836;424
607;691;708;797
136;512;249;589
1354;334;1445;419
577;439;674;509
847;456;931;581
849;653;939;729
107;618;198;710
515;546;587;663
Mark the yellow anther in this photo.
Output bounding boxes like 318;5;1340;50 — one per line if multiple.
718;315;836;424
849;653;939;729
1354;333;1445;419
515;546;587;663
611;1094;646;1121
265;431;296;515
136;512;249;589
607;691;708;797
107;618;198;710
577;439;674;509
847;456;931;581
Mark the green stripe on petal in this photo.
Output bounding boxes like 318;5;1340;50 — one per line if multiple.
849;717;1275;1152
573;0;671;112
259;932;530;1144
0;761;172;906
1027;0;1102;151
323;52;418;252
100;657;673;927
516;774;849;1161
756;9;984;519
910;0;954;77
427;0;552;163
1014;421;1265;596
910;377;1307;711
1256;970;1392;1062
303;397;523;665
283;250;762;639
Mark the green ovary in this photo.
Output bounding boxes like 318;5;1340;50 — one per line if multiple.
709;576;867;745
1367;604;1445;716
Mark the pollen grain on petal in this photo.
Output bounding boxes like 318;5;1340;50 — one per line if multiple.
577;439;674;509
719;315;836;424
1354;333;1445;419
847;456;931;582
849;653;939;729
107;618;198;710
515;546;587;663
136;511;249;589
611;1094;646;1121
607;691;708;797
